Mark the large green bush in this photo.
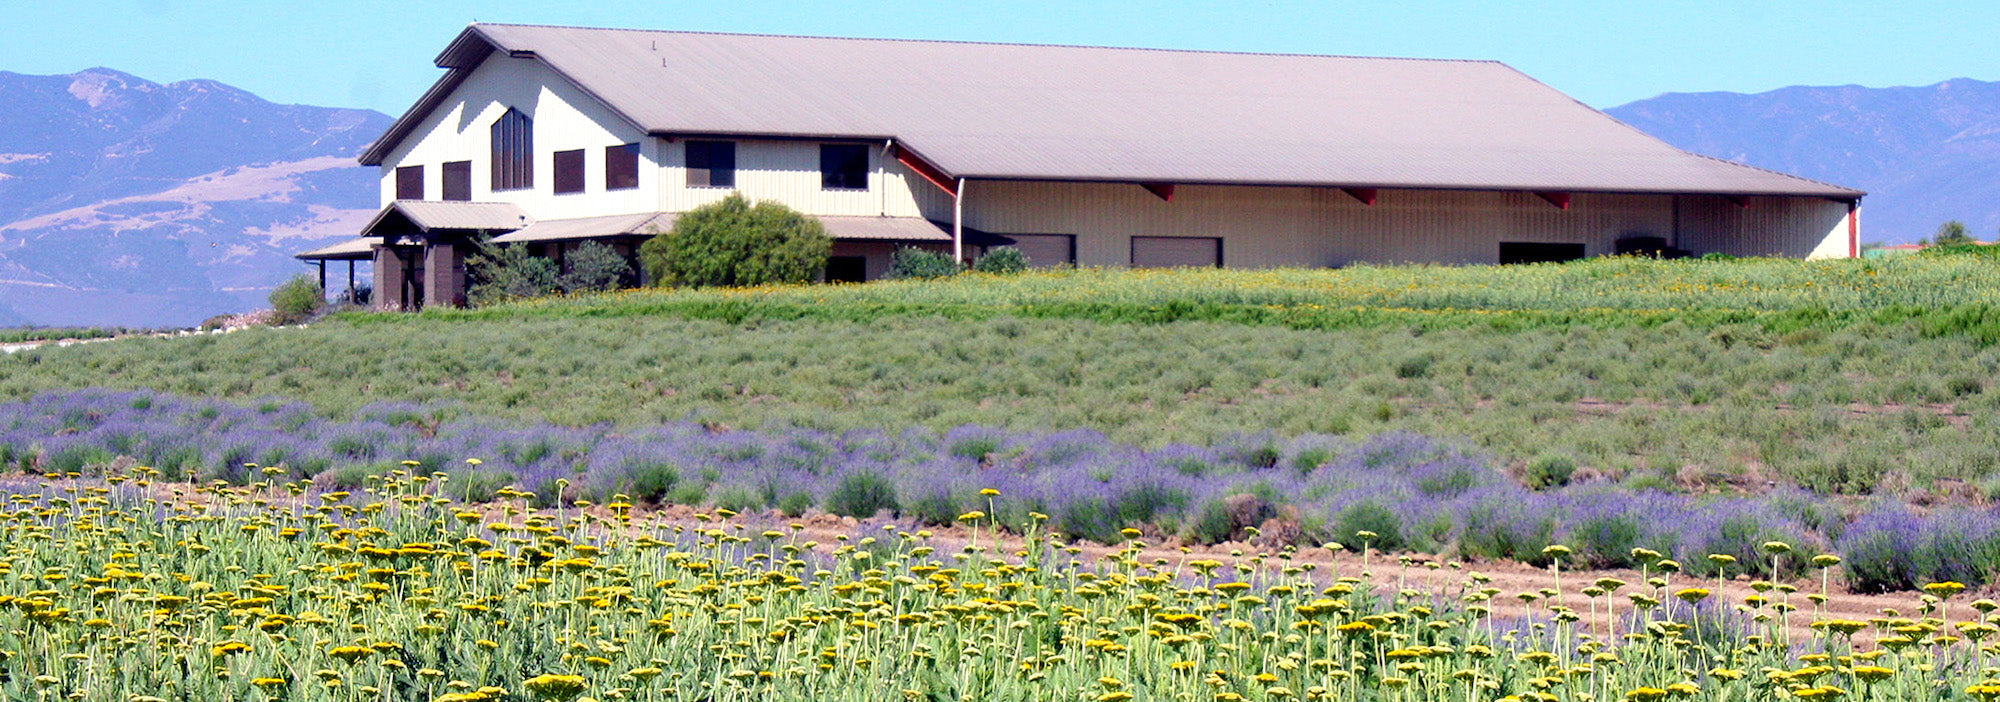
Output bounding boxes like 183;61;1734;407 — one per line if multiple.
972;246;1030;274
641;195;831;287
890;247;960;279
268;274;325;325
468;242;559;305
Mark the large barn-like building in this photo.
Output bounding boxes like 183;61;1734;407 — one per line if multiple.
300;23;1864;310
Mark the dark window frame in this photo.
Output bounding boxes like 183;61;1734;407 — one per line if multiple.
552;148;586;195
490;107;534;192
1498;242;1587;265
819;143;870;190
395;165;424;200
605;143;640;191
685;140;736;188
441;161;472;201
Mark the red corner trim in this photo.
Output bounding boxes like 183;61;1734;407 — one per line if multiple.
1533;192;1571;210
1342;187;1378;206
1141;183;1176;202
893;146;957;197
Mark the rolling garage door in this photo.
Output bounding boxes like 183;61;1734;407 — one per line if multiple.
1004;234;1076;267
1131;236;1221;268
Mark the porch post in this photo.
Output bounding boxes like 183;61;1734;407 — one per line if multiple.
316;260;327;299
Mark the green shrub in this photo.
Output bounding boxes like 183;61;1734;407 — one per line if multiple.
1335;501;1405;552
890;248;960;279
468;242;559;305
269;274;326;325
908;491;961;526
711;485;764;514
641;194;831;287
826;472;899;518
1185;499;1235;545
777;492;815;517
973;246;1030;274
559;241;632;293
1523;454;1577;490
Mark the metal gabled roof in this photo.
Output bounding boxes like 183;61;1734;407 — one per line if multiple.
363;23;1863;199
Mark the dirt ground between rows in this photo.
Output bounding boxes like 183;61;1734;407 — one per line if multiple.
625;502;1978;647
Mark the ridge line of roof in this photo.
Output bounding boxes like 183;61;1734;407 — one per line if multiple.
467;22;1509;66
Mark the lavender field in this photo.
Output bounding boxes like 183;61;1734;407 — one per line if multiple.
7;388;1992;593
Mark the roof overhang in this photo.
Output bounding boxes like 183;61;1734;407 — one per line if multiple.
294;238;377;261
490;212;676;244
360;200;531;238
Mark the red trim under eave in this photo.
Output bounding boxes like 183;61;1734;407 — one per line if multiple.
1849;201;1859;258
893;146;958;197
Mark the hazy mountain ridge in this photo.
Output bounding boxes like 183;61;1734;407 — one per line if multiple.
1608;78;2000;243
0;68;391;327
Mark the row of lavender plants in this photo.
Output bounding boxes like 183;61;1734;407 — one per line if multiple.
4;388;1993;593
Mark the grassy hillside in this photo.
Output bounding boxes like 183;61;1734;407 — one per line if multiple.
5;254;2000;498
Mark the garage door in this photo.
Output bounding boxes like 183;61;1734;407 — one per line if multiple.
1131;236;1221;268
1004;234;1076;267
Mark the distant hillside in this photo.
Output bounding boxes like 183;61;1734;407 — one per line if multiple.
1608;78;2000;244
0;68;390;327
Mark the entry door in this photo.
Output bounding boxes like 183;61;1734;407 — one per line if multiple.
826;256;867;283
1131;236;1221;268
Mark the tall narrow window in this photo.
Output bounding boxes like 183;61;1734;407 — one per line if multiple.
605;143;640;190
552;149;586;195
685;140;735;188
490;107;533;191
820;143;869;190
441;161;472;201
395;165;424;200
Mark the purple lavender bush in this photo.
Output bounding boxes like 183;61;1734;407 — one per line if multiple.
4;389;1998;591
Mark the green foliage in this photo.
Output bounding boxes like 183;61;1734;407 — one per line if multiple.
1522;454;1578;490
890;247;961;279
1335;501;1404;552
468;242;559;305
972;246;1030;274
1933;220;1975;247
825;472;899;518
641;194;831;287
558;241;631;294
268;274;325;325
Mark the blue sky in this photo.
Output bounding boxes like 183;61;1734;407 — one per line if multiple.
2;0;1995;114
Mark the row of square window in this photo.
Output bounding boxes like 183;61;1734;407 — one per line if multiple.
394;141;874;200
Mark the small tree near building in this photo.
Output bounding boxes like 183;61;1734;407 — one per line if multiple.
268;274;325;325
641;194;830;287
467;242;559;305
558;241;632;294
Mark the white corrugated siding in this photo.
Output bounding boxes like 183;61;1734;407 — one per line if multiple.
378;54;658;219
1677;195;1852;259
959;182;1783;267
658;139;954;218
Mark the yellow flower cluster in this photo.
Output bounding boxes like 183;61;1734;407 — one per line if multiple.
0;467;1989;701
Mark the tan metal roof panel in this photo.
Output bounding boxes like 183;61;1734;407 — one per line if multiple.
489;212;677;243
817;216;953;242
360;24;1861;198
294;238;377;261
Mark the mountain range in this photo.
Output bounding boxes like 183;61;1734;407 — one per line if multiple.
1607;78;2000;243
0;68;389;327
0;67;1994;327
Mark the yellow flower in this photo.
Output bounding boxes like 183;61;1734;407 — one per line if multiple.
522;673;589;702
